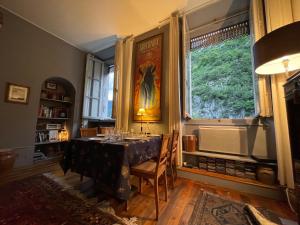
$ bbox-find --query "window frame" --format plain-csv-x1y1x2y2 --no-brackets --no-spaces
183,16,259,124
82,54,115,121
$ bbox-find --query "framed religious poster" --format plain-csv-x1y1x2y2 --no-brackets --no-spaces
133,34,163,121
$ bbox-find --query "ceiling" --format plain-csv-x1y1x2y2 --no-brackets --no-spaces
0,0,213,53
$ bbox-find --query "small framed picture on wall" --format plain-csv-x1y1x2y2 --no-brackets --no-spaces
45,81,57,90
5,83,30,104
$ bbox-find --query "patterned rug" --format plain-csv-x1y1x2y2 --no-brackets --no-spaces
188,192,283,225
0,174,137,225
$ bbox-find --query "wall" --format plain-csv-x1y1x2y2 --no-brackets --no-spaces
0,8,85,166
128,25,170,134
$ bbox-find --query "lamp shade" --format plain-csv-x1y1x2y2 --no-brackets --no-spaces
253,21,300,75
137,108,145,116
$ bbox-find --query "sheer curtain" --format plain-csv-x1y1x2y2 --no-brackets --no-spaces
114,37,134,131
264,0,294,188
114,40,124,130
251,0,273,117
122,37,134,132
169,12,183,165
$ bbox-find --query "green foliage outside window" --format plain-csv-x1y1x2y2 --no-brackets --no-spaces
191,35,255,119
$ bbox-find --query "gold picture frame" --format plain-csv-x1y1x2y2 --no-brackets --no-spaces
5,83,30,104
133,34,163,121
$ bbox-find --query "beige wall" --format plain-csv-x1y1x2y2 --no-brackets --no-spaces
0,8,85,166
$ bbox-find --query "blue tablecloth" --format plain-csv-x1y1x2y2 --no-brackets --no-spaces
61,137,161,200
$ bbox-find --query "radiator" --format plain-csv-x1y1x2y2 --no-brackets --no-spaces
198,126,248,156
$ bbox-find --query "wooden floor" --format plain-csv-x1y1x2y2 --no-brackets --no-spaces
0,162,297,225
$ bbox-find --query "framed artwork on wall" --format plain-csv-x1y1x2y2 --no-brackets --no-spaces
133,34,163,121
5,83,30,104
45,81,57,90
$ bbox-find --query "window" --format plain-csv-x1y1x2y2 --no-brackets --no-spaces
184,2,256,120
83,55,114,119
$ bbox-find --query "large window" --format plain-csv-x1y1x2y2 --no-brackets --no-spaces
83,55,114,120
189,21,255,119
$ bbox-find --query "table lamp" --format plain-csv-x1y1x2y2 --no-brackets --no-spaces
137,108,146,134
253,21,300,75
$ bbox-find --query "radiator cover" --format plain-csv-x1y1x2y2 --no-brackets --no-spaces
198,126,248,156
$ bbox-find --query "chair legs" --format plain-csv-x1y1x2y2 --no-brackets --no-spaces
173,161,178,180
164,171,168,202
154,178,159,220
169,160,178,189
170,164,175,189
134,172,169,220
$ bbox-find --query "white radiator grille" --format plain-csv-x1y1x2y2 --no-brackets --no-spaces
198,126,248,155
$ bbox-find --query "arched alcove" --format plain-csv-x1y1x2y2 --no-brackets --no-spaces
34,77,75,162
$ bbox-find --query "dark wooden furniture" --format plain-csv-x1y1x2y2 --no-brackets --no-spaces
80,127,98,137
130,135,170,220
169,130,179,189
284,71,300,222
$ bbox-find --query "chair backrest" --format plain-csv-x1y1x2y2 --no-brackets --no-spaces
99,127,114,134
169,130,179,162
155,134,170,176
80,127,98,137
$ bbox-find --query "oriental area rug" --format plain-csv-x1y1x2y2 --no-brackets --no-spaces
188,192,284,225
0,174,137,225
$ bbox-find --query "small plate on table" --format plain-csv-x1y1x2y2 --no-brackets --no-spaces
88,137,105,141
147,134,161,137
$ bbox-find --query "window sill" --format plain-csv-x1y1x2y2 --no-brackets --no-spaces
82,117,115,122
183,117,260,126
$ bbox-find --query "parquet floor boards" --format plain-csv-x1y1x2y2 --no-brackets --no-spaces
1,163,297,225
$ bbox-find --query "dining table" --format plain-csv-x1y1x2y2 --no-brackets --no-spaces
61,135,162,200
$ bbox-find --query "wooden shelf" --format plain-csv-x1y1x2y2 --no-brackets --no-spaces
40,97,72,104
178,167,279,190
35,140,67,145
182,151,258,163
35,129,63,132
37,117,70,120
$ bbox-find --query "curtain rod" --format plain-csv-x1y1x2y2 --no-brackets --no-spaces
188,9,249,34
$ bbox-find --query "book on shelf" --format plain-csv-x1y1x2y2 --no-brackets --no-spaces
38,105,68,118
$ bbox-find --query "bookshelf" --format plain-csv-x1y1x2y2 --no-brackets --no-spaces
34,78,75,163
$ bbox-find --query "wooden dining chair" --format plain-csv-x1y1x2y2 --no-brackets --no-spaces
130,134,170,220
168,130,179,189
80,127,98,137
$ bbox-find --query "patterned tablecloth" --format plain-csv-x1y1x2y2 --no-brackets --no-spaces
61,137,161,200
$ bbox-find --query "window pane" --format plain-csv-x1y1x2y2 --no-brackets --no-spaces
91,99,99,117
191,35,255,119
84,78,92,97
83,97,90,117
107,68,114,118
93,61,101,80
92,80,100,98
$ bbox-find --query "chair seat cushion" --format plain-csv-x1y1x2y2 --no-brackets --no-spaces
131,161,157,175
